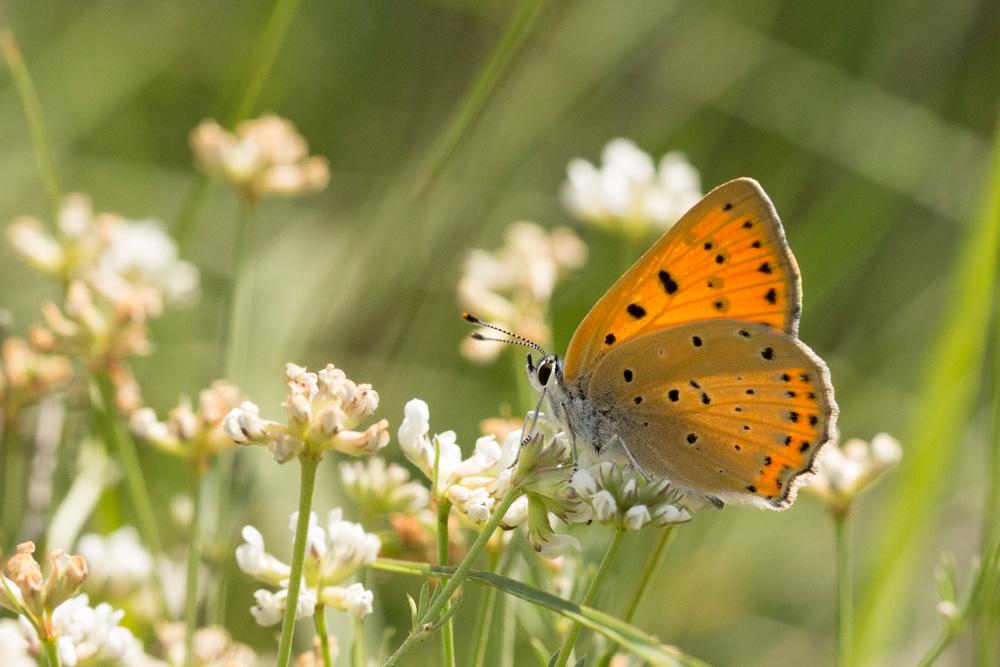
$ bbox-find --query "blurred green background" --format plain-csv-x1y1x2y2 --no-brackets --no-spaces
1,0,998,665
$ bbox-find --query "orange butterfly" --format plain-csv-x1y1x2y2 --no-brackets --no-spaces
471,178,836,509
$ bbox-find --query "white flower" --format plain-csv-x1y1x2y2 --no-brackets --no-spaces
340,457,430,515
225,364,389,464
235,526,291,586
537,533,580,559
19,594,147,666
561,139,701,238
397,399,520,523
250,586,315,627
97,219,198,303
805,433,902,510
457,222,586,363
0,620,33,667
237,507,379,626
190,114,329,199
76,527,153,599
320,582,374,619
568,462,691,530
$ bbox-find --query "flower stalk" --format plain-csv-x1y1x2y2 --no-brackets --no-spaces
184,470,206,667
223,200,257,383
275,454,321,667
554,526,627,667
351,615,365,667
42,636,61,667
1,406,23,549
0,30,62,220
383,487,522,667
90,371,164,593
834,510,852,667
469,548,506,667
437,500,456,667
313,604,333,667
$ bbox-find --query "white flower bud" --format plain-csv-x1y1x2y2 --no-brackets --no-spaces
624,504,651,531
591,490,618,521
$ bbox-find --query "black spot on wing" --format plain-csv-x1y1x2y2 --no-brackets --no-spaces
658,270,679,295
627,303,646,319
605,333,616,345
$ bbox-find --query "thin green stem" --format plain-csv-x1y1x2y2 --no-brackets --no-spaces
351,615,366,667
554,527,627,667
383,488,522,667
0,30,62,220
184,470,206,667
470,549,505,667
835,511,853,667
314,604,334,667
42,636,61,667
1,408,24,550
90,371,165,594
223,200,257,383
437,501,456,667
595,524,678,667
415,0,545,194
275,455,321,667
917,627,955,667
978,295,1000,665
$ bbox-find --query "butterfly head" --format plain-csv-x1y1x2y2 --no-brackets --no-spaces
526,353,563,392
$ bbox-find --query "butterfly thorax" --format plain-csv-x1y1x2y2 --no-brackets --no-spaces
526,354,632,466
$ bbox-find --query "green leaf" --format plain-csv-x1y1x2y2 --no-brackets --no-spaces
373,558,711,667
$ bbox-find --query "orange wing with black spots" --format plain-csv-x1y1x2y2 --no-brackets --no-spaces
563,178,801,388
586,320,836,509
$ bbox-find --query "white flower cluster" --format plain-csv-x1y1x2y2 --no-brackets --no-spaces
805,433,902,510
570,462,691,530
457,221,586,363
76,527,153,599
6,193,199,310
19,594,147,667
0,336,72,411
223,363,389,463
190,114,329,199
340,457,431,516
236,508,380,626
131,380,243,468
561,138,701,237
155,622,257,667
398,398,521,523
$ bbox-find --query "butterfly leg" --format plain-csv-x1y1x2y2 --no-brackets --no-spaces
560,401,580,471
615,435,652,481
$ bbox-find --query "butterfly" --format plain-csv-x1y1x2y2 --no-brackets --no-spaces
467,178,837,509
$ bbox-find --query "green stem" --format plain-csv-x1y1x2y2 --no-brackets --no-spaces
835,511,852,667
978,301,1000,665
352,615,366,667
223,200,257,383
314,604,333,667
917,627,955,667
184,470,206,667
90,371,165,592
383,488,522,667
275,455,321,667
42,636,61,667
437,501,456,667
470,549,505,667
0,31,62,220
554,526,627,667
1,409,24,550
415,0,545,194
595,524,678,667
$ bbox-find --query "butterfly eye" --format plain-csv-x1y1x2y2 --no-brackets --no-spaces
537,360,554,386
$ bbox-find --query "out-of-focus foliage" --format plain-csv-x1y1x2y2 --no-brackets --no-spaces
0,0,996,665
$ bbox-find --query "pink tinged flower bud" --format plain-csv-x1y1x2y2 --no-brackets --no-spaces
6,217,64,274
286,392,313,424
318,404,348,436
330,420,389,456
269,435,305,464
43,550,88,610
169,402,198,441
6,543,45,615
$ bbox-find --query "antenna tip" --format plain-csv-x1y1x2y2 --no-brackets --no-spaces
462,312,481,324
470,332,487,340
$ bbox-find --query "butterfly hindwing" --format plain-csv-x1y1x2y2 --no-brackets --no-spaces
586,319,836,509
563,178,801,388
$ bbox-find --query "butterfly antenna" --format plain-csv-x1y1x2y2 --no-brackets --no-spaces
462,312,547,355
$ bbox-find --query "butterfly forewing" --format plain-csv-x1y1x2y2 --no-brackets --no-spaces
563,178,801,388
586,319,836,508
